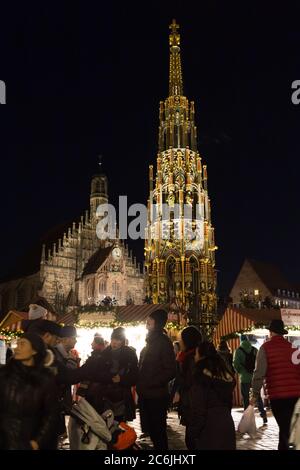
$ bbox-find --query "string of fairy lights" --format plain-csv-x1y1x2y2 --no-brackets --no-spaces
2,318,300,342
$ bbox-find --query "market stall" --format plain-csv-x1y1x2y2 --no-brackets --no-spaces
59,303,181,362
213,306,300,406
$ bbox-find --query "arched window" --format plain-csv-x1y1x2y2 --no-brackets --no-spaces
99,280,107,294
87,279,94,300
112,281,120,299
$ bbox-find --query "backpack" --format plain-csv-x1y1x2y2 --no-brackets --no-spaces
240,346,256,373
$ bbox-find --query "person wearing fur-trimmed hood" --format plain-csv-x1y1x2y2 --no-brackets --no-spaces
0,333,59,450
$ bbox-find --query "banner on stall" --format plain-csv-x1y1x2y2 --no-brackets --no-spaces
281,309,300,327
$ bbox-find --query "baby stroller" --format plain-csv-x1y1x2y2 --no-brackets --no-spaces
68,397,138,450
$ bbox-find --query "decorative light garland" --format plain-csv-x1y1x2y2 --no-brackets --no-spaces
75,320,182,331
0,329,23,341
221,323,300,342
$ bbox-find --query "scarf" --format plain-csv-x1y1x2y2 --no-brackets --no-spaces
176,348,195,364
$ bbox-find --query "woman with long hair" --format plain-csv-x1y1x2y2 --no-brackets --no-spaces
0,333,59,450
217,339,234,374
188,341,236,450
174,325,202,449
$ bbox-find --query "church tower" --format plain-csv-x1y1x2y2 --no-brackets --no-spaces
144,20,218,332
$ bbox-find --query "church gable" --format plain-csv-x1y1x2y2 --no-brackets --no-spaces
230,259,273,307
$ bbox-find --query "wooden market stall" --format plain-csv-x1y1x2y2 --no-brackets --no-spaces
213,307,281,406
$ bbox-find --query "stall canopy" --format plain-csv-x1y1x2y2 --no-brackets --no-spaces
59,304,169,326
214,307,281,345
213,307,281,407
0,310,28,332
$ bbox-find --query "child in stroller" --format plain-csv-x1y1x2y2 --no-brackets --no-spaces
68,397,138,450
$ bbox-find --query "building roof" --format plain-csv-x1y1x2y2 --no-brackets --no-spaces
82,246,113,277
246,258,295,294
118,304,169,323
238,307,281,324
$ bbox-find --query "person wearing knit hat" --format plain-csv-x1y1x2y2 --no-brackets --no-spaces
175,325,202,449
28,319,62,347
111,327,126,347
136,309,176,449
147,309,168,331
21,304,48,333
91,333,106,354
28,304,47,320
0,332,59,449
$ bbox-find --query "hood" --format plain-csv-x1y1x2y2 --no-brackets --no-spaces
44,348,55,367
240,340,253,353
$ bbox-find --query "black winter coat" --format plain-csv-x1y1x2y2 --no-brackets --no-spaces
0,360,59,450
86,346,138,421
176,352,195,425
137,330,176,399
187,365,236,450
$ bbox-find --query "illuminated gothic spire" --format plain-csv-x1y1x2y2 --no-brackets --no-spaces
169,19,183,97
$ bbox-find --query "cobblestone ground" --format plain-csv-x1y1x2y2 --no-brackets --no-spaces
134,408,279,450
61,407,279,450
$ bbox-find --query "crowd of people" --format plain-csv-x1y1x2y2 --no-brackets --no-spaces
0,310,300,451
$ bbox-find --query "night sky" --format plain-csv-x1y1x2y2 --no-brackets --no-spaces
0,1,299,296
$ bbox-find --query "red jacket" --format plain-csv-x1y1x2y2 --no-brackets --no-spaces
263,336,300,400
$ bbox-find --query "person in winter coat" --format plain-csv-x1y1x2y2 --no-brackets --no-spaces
173,325,202,450
0,333,59,450
91,333,106,355
85,327,138,423
250,319,300,450
54,325,79,437
28,319,113,448
188,341,236,450
136,309,176,450
233,334,267,424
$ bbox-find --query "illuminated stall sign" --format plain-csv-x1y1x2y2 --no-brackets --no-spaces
281,309,300,327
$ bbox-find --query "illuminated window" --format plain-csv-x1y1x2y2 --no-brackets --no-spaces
254,289,259,296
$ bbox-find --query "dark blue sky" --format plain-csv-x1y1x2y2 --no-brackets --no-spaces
0,1,299,296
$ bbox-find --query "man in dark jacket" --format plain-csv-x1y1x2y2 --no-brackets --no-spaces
54,325,79,437
136,309,176,450
85,327,138,422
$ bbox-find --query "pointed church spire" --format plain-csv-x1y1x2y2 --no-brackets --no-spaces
169,19,183,97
